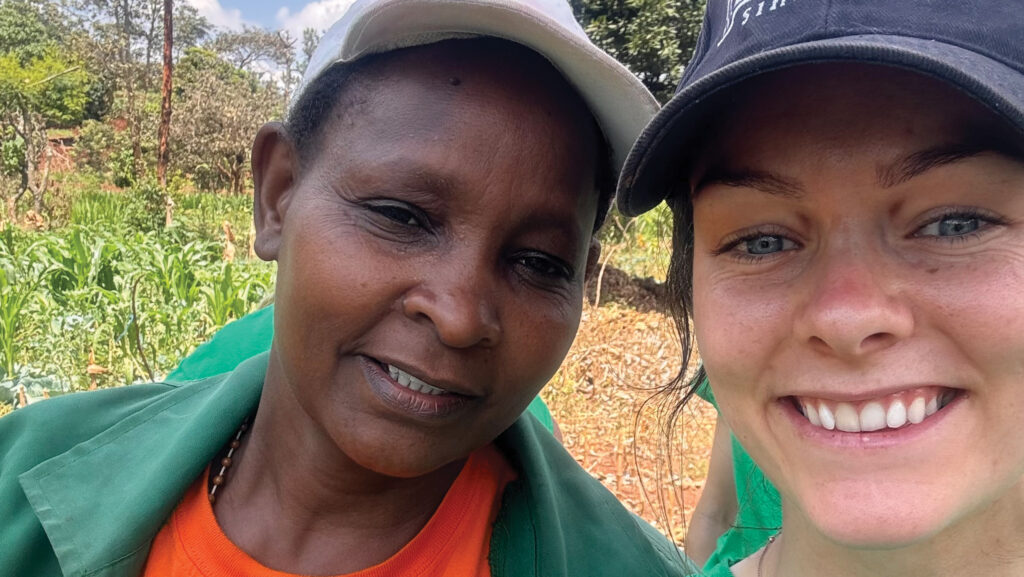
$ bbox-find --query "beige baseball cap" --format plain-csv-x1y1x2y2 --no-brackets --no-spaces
293,0,659,173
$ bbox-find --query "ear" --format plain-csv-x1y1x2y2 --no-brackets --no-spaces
583,237,602,281
252,122,299,261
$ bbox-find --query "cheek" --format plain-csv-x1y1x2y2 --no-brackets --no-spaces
505,295,582,381
920,257,1024,381
692,256,794,389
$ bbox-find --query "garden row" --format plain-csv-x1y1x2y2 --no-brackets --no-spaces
0,185,274,408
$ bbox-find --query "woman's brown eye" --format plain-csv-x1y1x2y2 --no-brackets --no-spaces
369,203,422,227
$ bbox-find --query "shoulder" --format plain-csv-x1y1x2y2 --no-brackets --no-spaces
0,382,181,477
0,382,183,575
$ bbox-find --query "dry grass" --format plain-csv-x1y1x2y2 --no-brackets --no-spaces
543,288,716,546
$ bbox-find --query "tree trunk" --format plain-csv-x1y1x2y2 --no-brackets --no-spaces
157,0,173,189
30,144,51,215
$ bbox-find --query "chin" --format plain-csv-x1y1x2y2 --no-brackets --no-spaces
795,479,959,549
344,435,471,479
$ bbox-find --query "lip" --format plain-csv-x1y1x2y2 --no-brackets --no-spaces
777,390,966,449
359,356,473,419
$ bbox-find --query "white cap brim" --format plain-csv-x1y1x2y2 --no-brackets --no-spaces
294,0,659,173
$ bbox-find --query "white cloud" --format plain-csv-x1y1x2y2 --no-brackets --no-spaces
185,0,249,31
276,0,356,40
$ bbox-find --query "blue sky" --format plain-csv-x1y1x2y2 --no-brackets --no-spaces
185,0,356,38
218,1,300,27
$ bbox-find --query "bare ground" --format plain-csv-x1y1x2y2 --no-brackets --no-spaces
541,267,716,545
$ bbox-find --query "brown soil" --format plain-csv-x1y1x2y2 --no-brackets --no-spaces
545,267,715,545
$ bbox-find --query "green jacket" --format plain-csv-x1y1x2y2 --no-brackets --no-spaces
0,353,692,577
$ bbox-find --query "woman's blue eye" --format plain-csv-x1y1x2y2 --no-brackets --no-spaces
745,235,788,255
919,215,980,237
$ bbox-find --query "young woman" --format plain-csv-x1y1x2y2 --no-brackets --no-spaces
618,1,1024,576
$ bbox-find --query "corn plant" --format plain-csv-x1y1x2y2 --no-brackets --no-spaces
0,257,50,377
200,262,252,328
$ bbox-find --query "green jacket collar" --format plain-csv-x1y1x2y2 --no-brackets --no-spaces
20,353,689,577
19,355,265,577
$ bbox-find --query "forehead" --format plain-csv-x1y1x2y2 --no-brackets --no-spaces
696,64,1021,172
308,41,601,226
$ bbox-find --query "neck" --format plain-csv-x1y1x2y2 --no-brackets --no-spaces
762,486,1024,577
212,350,466,574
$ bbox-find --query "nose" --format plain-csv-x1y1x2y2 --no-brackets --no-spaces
401,262,502,349
793,247,914,359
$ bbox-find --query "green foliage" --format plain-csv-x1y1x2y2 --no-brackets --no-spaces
572,0,706,102
0,0,49,64
0,226,51,376
111,146,137,188
0,125,22,174
201,262,253,327
599,204,673,280
172,47,282,194
5,183,275,395
0,48,93,127
73,119,117,173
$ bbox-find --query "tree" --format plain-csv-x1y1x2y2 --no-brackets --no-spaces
571,0,706,103
0,50,91,218
172,47,281,195
210,26,293,77
299,27,320,77
156,0,171,189
0,1,91,219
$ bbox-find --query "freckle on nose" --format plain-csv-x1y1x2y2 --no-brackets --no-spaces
927,268,939,274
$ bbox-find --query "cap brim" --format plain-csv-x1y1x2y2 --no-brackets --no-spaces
617,34,1024,216
299,0,658,173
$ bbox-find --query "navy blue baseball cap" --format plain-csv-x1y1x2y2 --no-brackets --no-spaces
617,0,1024,216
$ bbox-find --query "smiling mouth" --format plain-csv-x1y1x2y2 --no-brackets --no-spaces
383,363,450,396
790,387,961,433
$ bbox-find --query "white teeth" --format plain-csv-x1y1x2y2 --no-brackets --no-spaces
859,402,886,432
907,397,926,424
385,364,447,395
804,403,821,427
886,400,907,429
818,403,836,430
835,403,860,432
802,392,953,432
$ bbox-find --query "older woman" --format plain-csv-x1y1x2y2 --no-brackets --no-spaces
618,1,1024,576
0,1,695,576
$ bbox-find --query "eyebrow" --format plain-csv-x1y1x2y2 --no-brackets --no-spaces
693,168,805,199
877,143,994,188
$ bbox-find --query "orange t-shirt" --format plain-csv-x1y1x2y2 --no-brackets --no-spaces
143,444,517,577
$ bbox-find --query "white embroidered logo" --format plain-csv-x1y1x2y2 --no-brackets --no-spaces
718,0,796,47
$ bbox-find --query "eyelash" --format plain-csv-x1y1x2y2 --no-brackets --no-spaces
365,200,575,286
911,207,1007,243
365,200,430,230
512,252,575,287
713,225,799,263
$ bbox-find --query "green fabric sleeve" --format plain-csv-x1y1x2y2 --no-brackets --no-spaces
694,377,716,408
168,305,557,433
